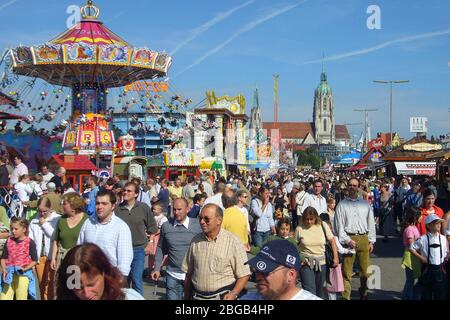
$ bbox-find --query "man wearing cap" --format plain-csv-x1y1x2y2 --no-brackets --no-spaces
241,239,321,300
410,214,449,300
334,177,376,300
182,203,251,300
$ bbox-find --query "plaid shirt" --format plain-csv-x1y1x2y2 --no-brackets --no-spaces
181,228,251,292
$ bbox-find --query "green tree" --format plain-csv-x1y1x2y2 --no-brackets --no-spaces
295,149,321,169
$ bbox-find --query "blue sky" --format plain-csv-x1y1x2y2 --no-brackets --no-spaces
0,0,449,140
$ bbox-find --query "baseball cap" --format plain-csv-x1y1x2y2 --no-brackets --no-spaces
425,214,444,225
47,182,56,191
246,239,301,273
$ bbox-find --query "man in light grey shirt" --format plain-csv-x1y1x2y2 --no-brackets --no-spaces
334,178,376,300
151,198,202,300
182,177,196,201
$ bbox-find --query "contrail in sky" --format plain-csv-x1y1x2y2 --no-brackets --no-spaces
175,0,308,78
0,0,18,11
171,0,257,56
304,28,450,64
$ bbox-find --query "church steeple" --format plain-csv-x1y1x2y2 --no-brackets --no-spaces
250,87,262,133
313,67,335,144
253,87,260,109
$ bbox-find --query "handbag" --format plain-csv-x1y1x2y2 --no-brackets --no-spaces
321,223,342,268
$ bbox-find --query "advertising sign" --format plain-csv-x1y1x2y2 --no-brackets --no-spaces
394,162,436,176
410,117,428,133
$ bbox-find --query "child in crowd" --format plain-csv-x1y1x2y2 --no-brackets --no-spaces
0,217,38,300
250,218,296,255
410,214,449,300
148,201,168,272
326,197,336,233
401,207,421,300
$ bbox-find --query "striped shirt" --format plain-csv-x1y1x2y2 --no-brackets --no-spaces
181,228,251,293
77,213,133,276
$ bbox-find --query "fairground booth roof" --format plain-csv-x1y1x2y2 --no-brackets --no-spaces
382,136,442,161
8,1,172,88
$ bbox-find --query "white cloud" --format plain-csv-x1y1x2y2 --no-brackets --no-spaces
303,28,450,64
170,0,256,56
174,0,309,78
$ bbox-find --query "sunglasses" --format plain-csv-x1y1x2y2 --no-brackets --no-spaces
198,216,213,223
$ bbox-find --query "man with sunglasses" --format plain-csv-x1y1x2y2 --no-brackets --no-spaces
241,239,321,300
334,178,376,300
182,203,251,300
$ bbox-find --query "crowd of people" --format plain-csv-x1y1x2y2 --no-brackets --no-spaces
0,155,450,300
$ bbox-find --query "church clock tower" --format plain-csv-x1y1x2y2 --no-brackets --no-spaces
313,70,335,144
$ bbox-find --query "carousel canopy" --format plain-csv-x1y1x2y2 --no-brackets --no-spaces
9,1,171,88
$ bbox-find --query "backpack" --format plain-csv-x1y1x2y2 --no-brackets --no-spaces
29,184,38,201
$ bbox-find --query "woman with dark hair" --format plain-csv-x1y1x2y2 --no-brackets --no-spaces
401,206,421,300
379,184,395,242
251,187,276,248
272,188,289,211
417,189,444,236
56,243,143,300
295,206,338,298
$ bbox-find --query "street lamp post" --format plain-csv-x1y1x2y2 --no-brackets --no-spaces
373,80,410,149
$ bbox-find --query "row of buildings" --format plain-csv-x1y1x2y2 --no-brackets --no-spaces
110,70,351,174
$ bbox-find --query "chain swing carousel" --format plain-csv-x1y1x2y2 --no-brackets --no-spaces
7,0,172,189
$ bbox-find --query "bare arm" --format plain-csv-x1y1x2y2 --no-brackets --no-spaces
223,275,250,300
1,258,6,282
409,247,427,264
50,240,58,270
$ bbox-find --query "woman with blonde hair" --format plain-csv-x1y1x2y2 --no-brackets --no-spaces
295,206,338,298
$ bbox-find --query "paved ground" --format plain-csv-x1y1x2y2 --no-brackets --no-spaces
143,233,406,300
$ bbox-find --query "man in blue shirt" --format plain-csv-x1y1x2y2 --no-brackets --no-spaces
86,175,99,216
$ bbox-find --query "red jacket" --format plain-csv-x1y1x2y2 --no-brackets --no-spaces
416,205,444,235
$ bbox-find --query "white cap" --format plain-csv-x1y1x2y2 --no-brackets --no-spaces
424,214,444,225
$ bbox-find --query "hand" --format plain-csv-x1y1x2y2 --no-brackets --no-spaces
151,271,160,281
348,240,357,249
332,257,339,268
50,259,57,271
223,292,238,300
38,217,46,225
419,255,427,264
368,243,374,254
145,244,153,256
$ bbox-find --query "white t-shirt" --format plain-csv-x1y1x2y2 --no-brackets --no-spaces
123,288,145,300
204,193,224,210
411,232,448,265
41,172,54,190
155,214,168,229
10,162,28,185
240,289,322,300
